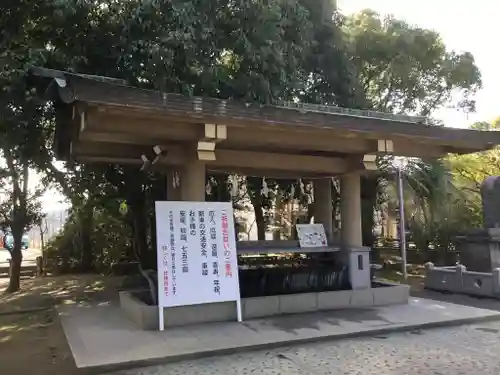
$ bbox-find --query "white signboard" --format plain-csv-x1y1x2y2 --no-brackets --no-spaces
155,201,241,330
296,224,328,248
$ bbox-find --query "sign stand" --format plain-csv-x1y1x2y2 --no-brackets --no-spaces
236,299,242,322
158,306,165,331
155,201,242,331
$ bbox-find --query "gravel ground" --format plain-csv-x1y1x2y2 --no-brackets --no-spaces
111,321,500,375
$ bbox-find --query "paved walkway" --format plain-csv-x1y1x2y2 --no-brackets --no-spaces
0,247,41,265
109,320,500,375
58,298,500,372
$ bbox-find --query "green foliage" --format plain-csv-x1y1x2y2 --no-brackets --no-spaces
342,10,482,115
470,117,500,131
405,160,481,251
0,0,57,291
0,0,490,281
444,117,500,235
44,202,132,274
341,10,483,249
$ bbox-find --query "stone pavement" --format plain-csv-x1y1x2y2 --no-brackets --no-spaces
58,297,500,372
109,320,500,375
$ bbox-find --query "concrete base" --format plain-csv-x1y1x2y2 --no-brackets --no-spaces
120,281,410,330
425,264,500,298
456,228,500,272
119,292,236,330
59,297,500,372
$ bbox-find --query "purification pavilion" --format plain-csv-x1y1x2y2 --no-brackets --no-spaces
27,67,500,320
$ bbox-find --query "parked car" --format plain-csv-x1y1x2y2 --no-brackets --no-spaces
3,234,29,250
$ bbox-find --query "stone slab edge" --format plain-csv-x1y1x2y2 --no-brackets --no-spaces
79,311,500,374
0,306,51,316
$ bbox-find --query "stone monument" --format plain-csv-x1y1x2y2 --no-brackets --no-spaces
455,176,500,272
481,176,500,228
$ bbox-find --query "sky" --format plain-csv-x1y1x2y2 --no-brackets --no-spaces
338,0,500,129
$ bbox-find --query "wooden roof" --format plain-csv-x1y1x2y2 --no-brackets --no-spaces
28,67,500,161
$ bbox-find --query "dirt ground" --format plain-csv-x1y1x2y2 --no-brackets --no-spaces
0,275,123,375
1,268,500,375
0,270,426,375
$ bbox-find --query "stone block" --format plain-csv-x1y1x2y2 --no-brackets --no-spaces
493,268,500,295
462,272,494,297
141,305,159,330
120,291,238,329
372,283,409,306
243,296,280,319
317,290,352,310
119,291,158,330
164,302,236,327
349,288,374,308
424,266,463,293
279,293,317,314
348,247,372,290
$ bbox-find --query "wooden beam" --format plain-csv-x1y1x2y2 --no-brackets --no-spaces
77,156,143,165
78,128,446,159
90,103,500,152
392,139,446,158
79,131,156,145
72,142,150,157
72,141,362,176
85,110,200,140
84,110,376,153
75,157,348,178
212,149,352,175
82,110,448,158
72,142,189,165
226,127,376,154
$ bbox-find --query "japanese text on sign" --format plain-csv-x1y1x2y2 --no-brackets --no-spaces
169,211,177,295
155,201,240,309
161,245,169,296
179,210,189,273
221,210,233,278
209,210,220,294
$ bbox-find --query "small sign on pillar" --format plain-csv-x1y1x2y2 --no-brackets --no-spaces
296,224,328,247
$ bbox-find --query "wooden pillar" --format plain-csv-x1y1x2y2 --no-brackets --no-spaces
313,178,333,242
340,172,362,247
180,161,206,201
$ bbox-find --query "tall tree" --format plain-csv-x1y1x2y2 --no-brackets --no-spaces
0,0,54,291
447,118,500,225
343,10,482,115
299,0,364,107
341,10,482,248
18,0,329,264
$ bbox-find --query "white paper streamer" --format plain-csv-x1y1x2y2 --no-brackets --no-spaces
261,177,269,197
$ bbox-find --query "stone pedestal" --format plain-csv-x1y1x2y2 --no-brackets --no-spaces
348,246,371,289
456,228,500,272
481,176,500,228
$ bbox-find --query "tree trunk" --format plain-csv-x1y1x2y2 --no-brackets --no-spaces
39,224,45,251
6,239,23,293
272,193,283,240
306,202,315,223
252,197,266,240
128,199,151,269
80,204,94,272
149,211,157,261
361,175,379,261
122,169,152,269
